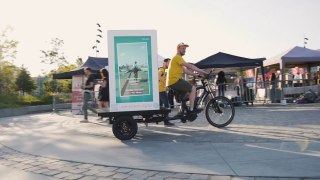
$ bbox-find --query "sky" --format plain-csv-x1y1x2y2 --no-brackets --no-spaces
1,0,319,76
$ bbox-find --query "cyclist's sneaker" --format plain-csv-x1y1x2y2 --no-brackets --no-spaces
164,121,175,126
180,117,187,123
193,107,203,114
173,112,184,119
187,108,202,115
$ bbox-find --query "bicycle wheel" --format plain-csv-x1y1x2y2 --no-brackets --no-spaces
205,96,235,128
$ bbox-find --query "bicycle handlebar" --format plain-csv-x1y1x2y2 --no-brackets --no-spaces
197,71,214,80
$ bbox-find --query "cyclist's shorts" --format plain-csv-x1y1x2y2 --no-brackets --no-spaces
169,79,192,93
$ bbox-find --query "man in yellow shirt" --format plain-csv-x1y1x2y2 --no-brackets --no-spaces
166,42,207,114
159,58,174,126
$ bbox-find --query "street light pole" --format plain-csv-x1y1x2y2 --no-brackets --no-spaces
92,23,103,57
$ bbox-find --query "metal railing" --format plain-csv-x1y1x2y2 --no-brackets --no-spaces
52,93,72,112
52,80,319,111
208,79,319,105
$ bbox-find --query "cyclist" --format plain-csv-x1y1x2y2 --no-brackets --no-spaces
166,42,208,116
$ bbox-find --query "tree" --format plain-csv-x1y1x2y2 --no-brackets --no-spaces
42,64,77,94
0,61,19,94
15,66,36,95
0,27,19,95
0,27,18,62
40,38,68,67
76,57,83,66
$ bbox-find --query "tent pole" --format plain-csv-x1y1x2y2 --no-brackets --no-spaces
307,63,311,86
240,67,244,104
260,64,267,103
280,61,285,104
254,67,258,94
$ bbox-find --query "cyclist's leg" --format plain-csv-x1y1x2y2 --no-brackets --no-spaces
188,86,196,111
170,79,193,111
163,92,170,109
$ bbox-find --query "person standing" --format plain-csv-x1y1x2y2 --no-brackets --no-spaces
270,73,277,103
293,71,302,87
216,71,227,97
81,67,96,123
313,72,318,85
98,68,109,109
168,89,175,109
159,58,174,126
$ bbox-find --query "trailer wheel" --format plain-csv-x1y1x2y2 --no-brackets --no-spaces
112,116,137,140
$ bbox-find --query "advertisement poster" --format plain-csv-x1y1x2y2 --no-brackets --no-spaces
72,75,84,114
108,30,159,112
291,67,305,75
245,69,255,77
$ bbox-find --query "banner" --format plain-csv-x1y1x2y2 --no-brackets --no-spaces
291,67,305,75
72,75,84,114
245,69,255,77
108,30,159,112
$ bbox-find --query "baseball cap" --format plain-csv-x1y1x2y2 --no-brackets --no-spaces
177,42,189,48
163,58,171,62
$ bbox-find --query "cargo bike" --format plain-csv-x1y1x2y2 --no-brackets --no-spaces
98,72,235,140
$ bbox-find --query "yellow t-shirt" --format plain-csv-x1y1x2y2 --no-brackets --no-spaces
158,67,166,92
166,55,185,86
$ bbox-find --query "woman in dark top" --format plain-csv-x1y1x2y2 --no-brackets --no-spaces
271,73,277,87
216,71,227,97
98,68,109,108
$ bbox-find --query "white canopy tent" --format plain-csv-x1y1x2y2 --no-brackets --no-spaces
264,46,320,68
264,46,320,101
157,54,165,67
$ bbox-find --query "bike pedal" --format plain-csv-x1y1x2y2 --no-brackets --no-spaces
180,117,187,123
187,114,197,122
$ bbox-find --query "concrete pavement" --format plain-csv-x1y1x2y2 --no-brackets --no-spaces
0,103,320,179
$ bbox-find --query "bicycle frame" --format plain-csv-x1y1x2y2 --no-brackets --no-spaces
196,77,216,107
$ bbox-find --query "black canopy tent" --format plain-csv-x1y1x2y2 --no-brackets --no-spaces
195,52,266,103
195,52,266,81
195,52,265,69
53,56,108,79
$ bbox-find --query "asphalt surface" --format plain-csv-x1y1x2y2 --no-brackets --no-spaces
0,103,320,180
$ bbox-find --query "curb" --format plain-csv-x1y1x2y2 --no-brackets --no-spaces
0,104,71,118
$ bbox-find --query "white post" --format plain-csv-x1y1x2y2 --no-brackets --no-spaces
280,61,287,105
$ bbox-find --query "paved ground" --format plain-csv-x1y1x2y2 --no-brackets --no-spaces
0,103,320,180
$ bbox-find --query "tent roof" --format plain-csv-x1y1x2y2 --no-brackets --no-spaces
53,56,108,79
195,52,265,69
263,46,320,67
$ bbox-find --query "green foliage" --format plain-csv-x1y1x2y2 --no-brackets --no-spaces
0,95,20,108
42,64,77,93
0,27,19,95
39,38,79,94
15,66,36,95
0,60,19,94
0,94,53,109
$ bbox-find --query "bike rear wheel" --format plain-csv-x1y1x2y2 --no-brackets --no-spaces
205,96,235,128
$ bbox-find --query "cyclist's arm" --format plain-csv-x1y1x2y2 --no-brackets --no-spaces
183,67,197,76
158,71,162,81
182,62,207,75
